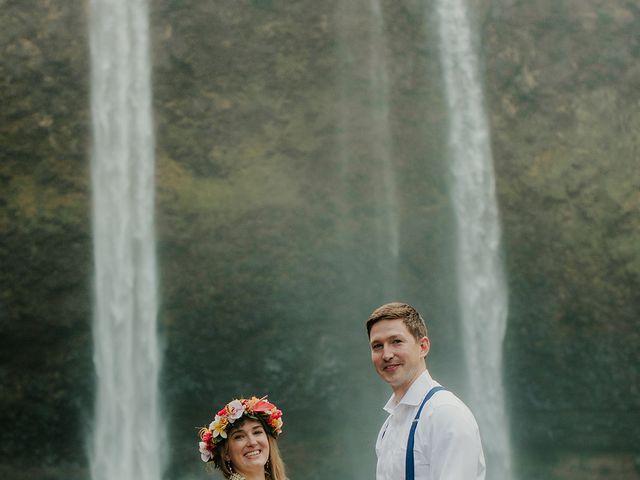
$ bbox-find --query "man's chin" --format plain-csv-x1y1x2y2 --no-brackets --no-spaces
378,369,401,384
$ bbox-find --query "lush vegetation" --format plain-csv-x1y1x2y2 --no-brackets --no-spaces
1,0,638,479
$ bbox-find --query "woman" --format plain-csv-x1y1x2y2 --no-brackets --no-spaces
198,395,287,480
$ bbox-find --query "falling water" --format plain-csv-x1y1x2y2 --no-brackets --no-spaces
436,0,514,478
369,0,400,282
88,1,165,479
336,0,400,297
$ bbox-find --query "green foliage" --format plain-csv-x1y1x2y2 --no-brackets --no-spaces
485,1,640,476
1,0,639,479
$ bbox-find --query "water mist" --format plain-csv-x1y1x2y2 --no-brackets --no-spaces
369,0,400,286
336,0,401,299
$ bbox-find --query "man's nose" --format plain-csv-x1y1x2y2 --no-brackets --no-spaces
382,346,394,361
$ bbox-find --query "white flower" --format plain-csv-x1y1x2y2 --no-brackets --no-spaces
199,441,212,462
226,400,245,422
210,415,228,438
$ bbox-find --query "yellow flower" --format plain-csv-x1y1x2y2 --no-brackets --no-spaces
270,417,283,433
244,396,260,411
210,415,229,439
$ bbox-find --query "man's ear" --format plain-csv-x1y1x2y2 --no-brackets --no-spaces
420,336,430,358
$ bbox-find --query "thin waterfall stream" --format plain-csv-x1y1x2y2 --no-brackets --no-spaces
335,0,401,301
436,0,514,478
369,0,400,287
88,1,165,479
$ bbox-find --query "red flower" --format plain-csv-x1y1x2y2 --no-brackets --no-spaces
252,400,276,414
269,409,282,420
202,431,213,444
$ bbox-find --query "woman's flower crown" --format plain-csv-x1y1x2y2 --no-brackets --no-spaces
198,396,284,463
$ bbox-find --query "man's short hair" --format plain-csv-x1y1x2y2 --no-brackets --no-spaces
366,302,428,340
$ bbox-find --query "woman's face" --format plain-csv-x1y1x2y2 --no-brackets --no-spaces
225,419,270,476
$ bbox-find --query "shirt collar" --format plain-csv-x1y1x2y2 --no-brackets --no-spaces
383,369,436,414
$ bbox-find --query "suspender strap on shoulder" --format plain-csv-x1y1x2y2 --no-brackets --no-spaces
405,386,445,480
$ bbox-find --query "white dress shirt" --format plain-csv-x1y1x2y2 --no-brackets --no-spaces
375,370,486,480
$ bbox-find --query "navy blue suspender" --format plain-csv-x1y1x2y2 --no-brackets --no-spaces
405,386,445,480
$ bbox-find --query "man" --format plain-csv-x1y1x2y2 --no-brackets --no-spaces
367,302,486,480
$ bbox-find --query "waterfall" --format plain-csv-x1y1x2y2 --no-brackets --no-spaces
88,1,165,479
436,0,514,478
336,0,400,298
369,0,400,282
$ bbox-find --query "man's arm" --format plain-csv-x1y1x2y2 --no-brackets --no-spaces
427,403,485,480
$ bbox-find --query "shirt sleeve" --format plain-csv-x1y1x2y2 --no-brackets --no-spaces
425,403,484,480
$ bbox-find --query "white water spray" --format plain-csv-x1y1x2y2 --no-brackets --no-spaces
88,1,165,479
436,0,514,478
369,0,400,273
335,0,401,298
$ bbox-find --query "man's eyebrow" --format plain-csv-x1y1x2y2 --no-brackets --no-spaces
370,334,400,345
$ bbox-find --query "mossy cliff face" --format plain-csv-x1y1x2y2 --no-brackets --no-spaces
151,2,453,478
0,0,638,479
481,0,640,477
0,0,92,477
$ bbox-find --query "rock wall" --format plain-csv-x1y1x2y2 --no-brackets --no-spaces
482,0,640,477
0,0,638,479
0,1,92,478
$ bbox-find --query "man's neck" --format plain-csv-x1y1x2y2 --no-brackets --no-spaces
392,367,428,402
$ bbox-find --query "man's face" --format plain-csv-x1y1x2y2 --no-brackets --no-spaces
369,318,430,398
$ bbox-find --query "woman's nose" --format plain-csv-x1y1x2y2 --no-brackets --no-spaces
246,434,258,445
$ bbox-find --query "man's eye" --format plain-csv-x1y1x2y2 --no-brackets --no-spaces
372,344,382,350
393,339,403,344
